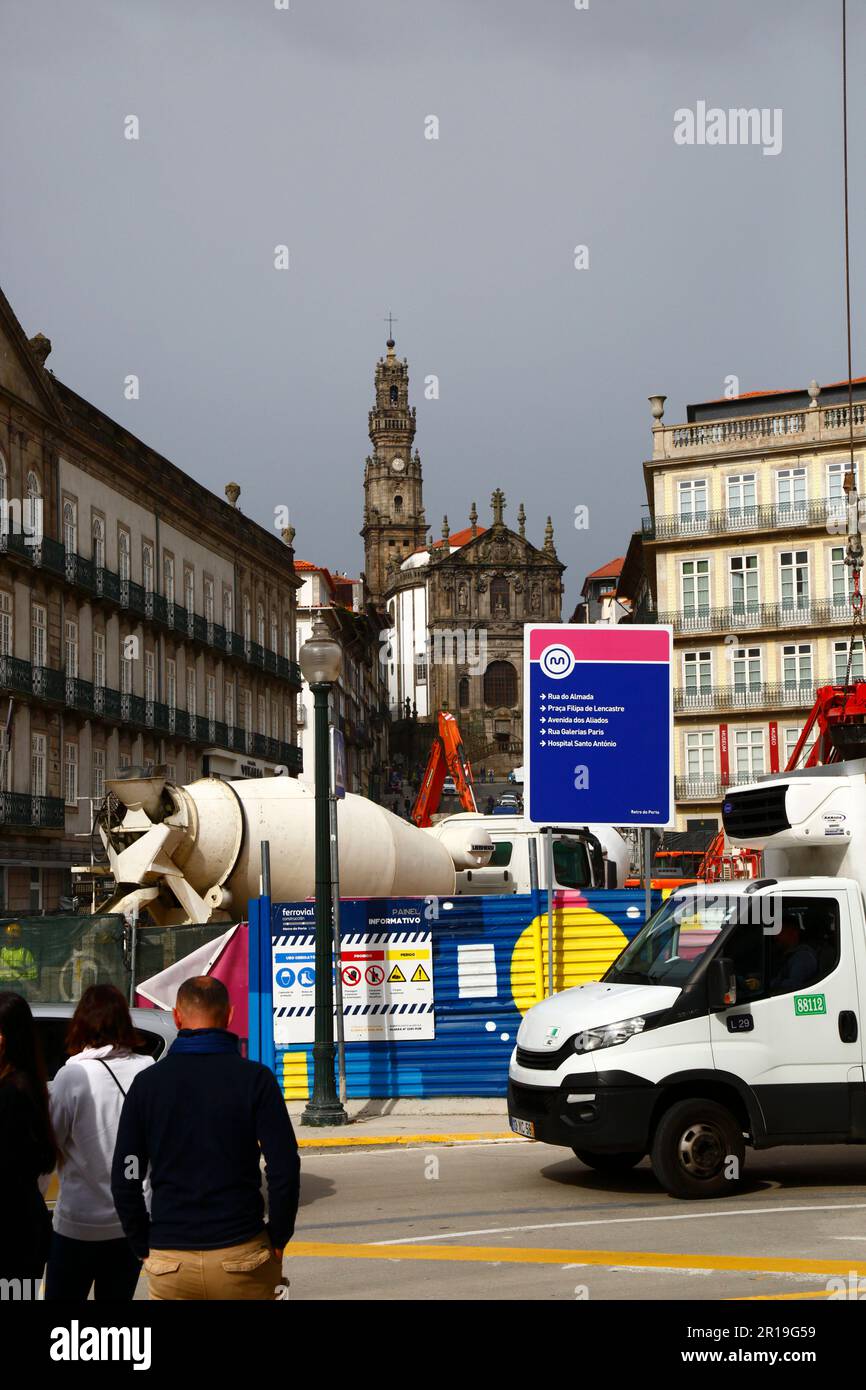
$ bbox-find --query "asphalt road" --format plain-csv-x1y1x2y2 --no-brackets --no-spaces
282,1136,866,1301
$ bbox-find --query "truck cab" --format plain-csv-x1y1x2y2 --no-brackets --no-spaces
432,813,628,895
508,759,866,1198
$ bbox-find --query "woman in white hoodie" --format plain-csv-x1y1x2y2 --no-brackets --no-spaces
44,984,154,1301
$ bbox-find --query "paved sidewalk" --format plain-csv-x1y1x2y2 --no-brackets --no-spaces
288,1100,515,1148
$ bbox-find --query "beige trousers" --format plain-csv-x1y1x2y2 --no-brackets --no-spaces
144,1232,285,1301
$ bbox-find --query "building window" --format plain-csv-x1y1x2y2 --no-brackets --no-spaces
284,701,292,744
225,681,235,727
830,544,854,608
685,730,714,780
118,753,131,773
92,630,105,688
784,724,818,768
142,543,154,594
458,676,470,708
93,748,106,801
270,611,278,655
224,589,234,634
490,577,510,616
166,762,176,782
31,732,46,797
726,473,756,519
258,694,266,734
145,650,155,702
680,558,709,614
0,590,11,656
678,478,708,521
834,639,865,682
729,554,759,611
64,619,79,679
483,660,518,708
776,467,807,518
256,602,265,647
206,674,216,721
393,494,403,515
187,760,197,784
415,652,428,685
734,728,764,780
271,697,278,739
63,499,78,553
120,638,133,694
243,595,251,642
164,555,175,607
204,577,214,623
780,550,810,609
166,658,177,710
683,650,712,693
241,689,252,732
731,646,761,693
184,568,195,619
0,453,6,536
31,603,46,668
118,528,131,582
283,619,291,658
827,460,856,526
26,470,40,502
186,668,196,718
64,741,79,807
783,643,812,690
92,516,105,568
29,867,42,914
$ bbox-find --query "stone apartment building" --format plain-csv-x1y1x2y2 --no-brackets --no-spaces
641,377,866,830
0,285,302,913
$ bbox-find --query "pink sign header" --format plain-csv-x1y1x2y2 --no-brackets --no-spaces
528,625,671,663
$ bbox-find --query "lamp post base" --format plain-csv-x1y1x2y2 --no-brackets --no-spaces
300,1100,350,1127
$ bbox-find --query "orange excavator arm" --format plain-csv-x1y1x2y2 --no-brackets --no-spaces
411,711,477,827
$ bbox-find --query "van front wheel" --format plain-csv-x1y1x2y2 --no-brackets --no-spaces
572,1149,645,1173
650,1098,745,1199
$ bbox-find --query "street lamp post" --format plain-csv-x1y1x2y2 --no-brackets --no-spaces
300,615,349,1127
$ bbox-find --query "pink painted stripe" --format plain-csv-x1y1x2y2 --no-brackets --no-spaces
529,626,670,663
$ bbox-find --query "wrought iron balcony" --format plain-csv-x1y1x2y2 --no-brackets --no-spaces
674,774,761,802
121,692,146,725
0,792,65,829
33,537,65,575
643,497,848,542
0,530,33,561
0,654,35,696
658,599,854,636
66,553,96,591
95,567,121,603
674,679,826,713
32,666,64,702
65,676,95,713
94,685,122,719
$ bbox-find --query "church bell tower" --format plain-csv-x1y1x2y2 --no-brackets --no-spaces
361,334,427,605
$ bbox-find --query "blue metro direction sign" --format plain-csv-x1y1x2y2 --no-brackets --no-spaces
524,624,674,828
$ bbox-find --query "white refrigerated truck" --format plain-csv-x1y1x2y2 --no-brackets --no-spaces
508,757,866,1198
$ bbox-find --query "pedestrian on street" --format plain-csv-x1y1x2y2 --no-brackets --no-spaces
485,795,494,815
0,992,55,1285
45,984,155,1302
111,975,300,1301
0,922,37,989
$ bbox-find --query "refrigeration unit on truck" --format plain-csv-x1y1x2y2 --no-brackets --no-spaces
508,756,866,1198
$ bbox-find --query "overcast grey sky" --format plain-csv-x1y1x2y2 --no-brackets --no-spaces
1,0,863,609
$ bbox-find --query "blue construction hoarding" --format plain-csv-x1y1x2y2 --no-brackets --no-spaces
272,889,659,1100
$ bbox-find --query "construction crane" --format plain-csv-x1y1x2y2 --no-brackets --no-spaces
411,711,478,827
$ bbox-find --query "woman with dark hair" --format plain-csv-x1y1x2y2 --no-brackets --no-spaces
0,992,56,1285
44,984,154,1301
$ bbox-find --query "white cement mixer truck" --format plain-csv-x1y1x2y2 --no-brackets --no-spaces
508,756,866,1198
91,772,626,926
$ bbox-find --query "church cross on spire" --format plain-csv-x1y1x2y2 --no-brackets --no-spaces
384,311,398,341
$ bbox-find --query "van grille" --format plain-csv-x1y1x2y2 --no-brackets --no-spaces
515,1038,576,1071
722,783,790,841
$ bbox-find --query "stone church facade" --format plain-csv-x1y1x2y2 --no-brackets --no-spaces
361,337,565,771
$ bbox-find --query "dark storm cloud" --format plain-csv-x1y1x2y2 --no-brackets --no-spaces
0,0,861,605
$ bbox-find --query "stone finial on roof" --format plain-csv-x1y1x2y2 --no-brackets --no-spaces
518,502,526,537
441,515,450,541
470,501,478,538
490,488,506,526
28,333,52,366
225,482,240,508
544,515,556,554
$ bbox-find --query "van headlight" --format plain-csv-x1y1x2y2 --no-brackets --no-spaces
574,1016,647,1053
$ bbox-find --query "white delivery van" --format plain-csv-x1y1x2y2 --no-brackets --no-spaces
508,758,866,1198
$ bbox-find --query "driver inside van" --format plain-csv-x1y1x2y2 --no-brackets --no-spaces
767,915,819,994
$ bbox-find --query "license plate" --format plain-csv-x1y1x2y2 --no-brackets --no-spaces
510,1116,535,1139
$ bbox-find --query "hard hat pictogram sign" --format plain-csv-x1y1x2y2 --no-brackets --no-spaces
387,963,406,983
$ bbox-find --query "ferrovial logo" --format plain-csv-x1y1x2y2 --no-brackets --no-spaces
674,102,782,157
539,644,575,680
49,1320,151,1371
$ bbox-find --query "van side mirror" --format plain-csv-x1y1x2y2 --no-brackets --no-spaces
707,957,737,1011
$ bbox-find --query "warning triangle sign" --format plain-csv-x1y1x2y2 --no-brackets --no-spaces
387,964,406,983
411,963,430,983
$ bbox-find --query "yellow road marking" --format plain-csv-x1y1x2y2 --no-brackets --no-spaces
288,1240,866,1277
297,1132,518,1148
732,1288,857,1301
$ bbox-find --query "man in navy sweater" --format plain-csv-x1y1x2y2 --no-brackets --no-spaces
111,975,300,1300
